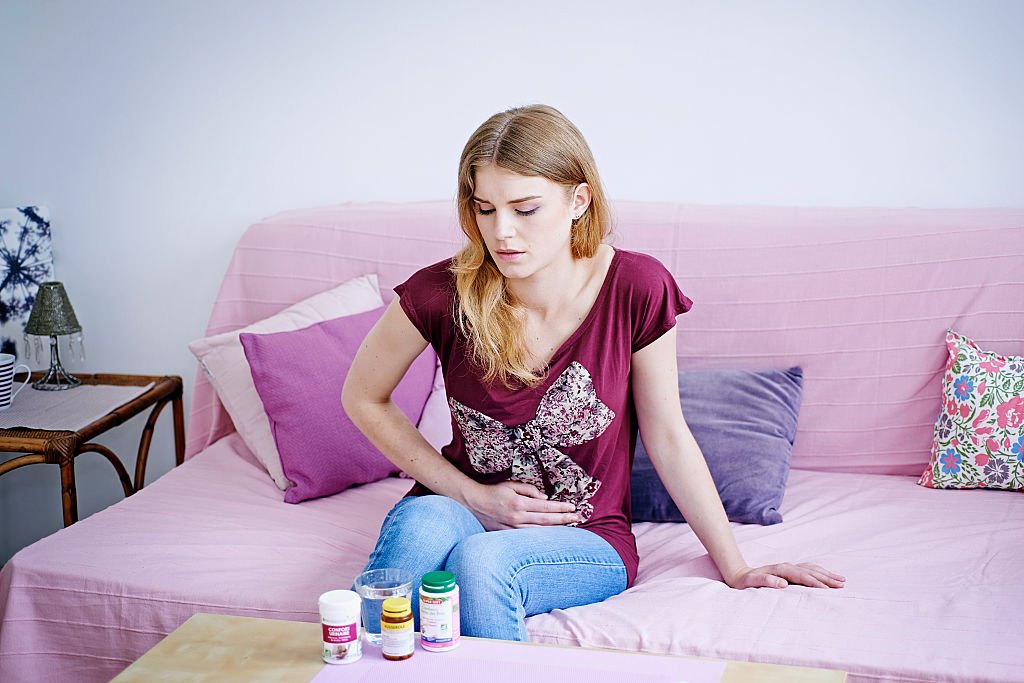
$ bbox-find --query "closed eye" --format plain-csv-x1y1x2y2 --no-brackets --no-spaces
476,207,538,216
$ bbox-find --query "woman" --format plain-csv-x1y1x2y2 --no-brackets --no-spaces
341,104,844,641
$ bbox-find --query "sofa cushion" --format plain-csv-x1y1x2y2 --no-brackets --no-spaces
187,274,384,490
240,306,435,503
417,363,453,451
918,329,1024,490
631,367,803,525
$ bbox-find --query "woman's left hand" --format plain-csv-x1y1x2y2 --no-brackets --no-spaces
726,563,846,589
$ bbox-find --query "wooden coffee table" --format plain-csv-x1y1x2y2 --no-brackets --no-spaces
112,613,846,682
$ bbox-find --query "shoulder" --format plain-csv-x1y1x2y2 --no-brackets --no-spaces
605,249,693,352
399,258,455,291
394,258,457,342
608,249,678,294
395,258,456,306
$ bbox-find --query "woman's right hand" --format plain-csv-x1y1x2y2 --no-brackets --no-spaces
464,480,580,530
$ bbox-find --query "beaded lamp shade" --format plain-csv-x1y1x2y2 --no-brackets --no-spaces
25,282,83,390
25,282,81,336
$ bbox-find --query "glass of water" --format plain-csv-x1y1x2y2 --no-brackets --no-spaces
354,568,414,646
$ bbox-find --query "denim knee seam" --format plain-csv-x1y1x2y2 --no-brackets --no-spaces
368,496,418,561
508,559,627,587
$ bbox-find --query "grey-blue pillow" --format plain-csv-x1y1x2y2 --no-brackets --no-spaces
631,367,803,525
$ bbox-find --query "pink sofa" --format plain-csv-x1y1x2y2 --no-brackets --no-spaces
1,201,1022,683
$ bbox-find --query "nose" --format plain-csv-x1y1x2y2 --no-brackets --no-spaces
492,211,517,240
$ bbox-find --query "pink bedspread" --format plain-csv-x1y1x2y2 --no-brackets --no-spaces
2,433,1021,682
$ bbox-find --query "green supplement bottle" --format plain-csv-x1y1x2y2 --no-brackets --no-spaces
419,570,460,652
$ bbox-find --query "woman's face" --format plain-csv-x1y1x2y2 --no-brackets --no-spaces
471,164,587,281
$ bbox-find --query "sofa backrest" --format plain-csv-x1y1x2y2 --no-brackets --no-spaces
188,201,1024,476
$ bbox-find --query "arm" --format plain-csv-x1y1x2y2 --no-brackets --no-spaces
630,329,845,589
341,298,578,530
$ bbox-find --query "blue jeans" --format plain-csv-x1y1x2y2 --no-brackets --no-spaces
360,495,627,641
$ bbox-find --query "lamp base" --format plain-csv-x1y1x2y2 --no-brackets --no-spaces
32,336,82,390
32,365,82,390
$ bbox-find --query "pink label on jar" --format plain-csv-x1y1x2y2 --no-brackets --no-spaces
322,622,357,644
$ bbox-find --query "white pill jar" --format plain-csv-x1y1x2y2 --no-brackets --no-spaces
319,589,362,664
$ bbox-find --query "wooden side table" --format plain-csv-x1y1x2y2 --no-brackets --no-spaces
0,373,185,526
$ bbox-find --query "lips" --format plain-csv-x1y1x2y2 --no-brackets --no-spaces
495,249,525,262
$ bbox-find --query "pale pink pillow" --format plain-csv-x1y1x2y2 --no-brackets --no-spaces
187,274,383,489
417,362,453,452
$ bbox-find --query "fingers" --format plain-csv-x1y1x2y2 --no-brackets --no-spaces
504,481,550,500
503,482,576,512
794,563,846,588
745,572,788,589
492,481,579,527
764,563,846,589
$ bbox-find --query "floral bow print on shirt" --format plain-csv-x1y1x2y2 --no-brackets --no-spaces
449,361,615,523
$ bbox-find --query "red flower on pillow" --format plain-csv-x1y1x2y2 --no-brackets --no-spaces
996,397,1024,430
980,358,1006,374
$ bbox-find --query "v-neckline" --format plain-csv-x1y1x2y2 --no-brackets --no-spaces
530,247,621,377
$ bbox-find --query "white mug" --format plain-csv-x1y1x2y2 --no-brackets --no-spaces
0,353,32,411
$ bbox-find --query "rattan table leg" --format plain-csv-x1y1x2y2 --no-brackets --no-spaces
80,443,134,498
172,391,185,467
0,453,47,477
59,456,78,527
135,398,172,490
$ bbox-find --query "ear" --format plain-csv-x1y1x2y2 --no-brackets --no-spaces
571,183,592,218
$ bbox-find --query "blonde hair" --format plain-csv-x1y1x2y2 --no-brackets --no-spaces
452,104,613,388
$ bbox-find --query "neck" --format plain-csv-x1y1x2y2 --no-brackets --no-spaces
506,252,586,319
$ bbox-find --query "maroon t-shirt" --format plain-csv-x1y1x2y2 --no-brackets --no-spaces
395,249,692,586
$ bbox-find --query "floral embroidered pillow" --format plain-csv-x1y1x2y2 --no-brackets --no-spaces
918,330,1024,490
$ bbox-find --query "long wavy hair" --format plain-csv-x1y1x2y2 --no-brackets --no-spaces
452,104,613,388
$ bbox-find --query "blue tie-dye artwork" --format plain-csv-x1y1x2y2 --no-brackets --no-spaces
0,206,54,359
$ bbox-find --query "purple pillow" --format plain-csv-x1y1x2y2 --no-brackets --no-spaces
240,306,435,504
631,367,803,525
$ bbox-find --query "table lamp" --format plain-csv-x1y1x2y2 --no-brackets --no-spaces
25,281,83,390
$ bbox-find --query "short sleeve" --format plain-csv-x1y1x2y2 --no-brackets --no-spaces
627,253,693,353
393,259,455,349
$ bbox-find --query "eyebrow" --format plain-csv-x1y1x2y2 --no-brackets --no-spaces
471,195,542,205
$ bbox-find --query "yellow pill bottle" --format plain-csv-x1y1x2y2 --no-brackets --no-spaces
380,596,415,661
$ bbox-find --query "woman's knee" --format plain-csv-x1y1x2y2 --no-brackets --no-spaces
381,495,478,535
375,495,483,554
448,532,512,577
444,533,518,592
444,533,526,640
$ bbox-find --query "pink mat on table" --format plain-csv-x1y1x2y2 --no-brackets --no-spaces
3,432,1021,682
311,638,727,683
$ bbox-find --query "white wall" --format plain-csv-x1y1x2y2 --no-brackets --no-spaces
1,0,1021,564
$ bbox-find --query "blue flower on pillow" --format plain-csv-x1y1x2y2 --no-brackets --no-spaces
953,376,974,401
939,448,961,475
1013,436,1024,463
